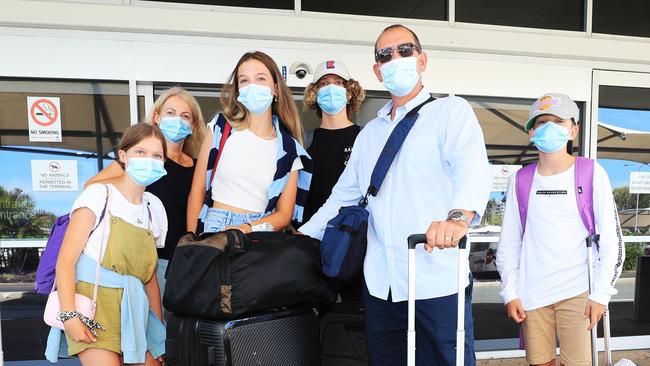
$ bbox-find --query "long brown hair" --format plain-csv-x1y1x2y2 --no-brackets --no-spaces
220,51,303,144
145,86,206,158
117,123,167,169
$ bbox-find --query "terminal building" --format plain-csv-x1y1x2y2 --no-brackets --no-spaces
1,0,649,362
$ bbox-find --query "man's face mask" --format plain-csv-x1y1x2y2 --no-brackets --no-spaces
379,56,421,97
530,122,571,153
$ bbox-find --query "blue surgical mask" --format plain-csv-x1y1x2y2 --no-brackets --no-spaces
379,57,420,97
237,84,274,115
126,157,167,186
158,116,193,144
530,122,570,153
317,84,347,115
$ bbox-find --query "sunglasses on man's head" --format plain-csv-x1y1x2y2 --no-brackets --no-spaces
374,42,420,63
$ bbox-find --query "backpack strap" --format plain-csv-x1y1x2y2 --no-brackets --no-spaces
516,157,596,238
575,157,596,236
515,162,537,234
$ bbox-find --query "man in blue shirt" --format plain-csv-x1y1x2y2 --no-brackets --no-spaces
299,24,491,365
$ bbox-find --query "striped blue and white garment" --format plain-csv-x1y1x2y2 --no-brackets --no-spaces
199,113,313,226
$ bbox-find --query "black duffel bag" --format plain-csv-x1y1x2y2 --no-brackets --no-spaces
163,230,334,319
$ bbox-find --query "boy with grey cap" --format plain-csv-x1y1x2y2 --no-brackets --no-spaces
496,93,624,366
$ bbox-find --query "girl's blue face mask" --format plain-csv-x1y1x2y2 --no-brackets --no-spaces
317,84,347,115
158,116,193,144
530,121,571,153
126,157,167,186
237,84,274,115
379,57,421,97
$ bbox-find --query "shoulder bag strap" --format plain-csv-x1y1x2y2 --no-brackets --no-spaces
360,96,435,207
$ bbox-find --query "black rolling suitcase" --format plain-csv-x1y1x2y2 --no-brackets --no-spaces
166,307,320,366
320,303,368,366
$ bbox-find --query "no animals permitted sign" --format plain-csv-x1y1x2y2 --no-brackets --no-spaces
28,96,62,142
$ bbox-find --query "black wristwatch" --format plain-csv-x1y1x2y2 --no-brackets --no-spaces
447,210,469,226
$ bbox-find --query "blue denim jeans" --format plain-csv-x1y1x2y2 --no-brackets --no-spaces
363,275,476,366
204,207,266,233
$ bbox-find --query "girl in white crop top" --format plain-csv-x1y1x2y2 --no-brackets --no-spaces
187,51,308,234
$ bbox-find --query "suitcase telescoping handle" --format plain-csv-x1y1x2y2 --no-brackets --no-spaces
407,234,469,366
586,234,612,366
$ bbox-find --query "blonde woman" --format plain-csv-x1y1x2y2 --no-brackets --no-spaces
86,87,205,297
187,51,311,234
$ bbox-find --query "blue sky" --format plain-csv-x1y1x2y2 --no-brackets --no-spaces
0,108,648,218
0,150,112,217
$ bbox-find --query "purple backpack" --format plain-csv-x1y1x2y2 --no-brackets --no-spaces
514,156,595,348
34,188,109,295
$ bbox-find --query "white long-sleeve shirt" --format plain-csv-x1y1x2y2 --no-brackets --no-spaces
300,89,491,301
496,162,624,310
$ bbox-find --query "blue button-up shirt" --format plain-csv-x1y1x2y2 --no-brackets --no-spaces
300,88,491,301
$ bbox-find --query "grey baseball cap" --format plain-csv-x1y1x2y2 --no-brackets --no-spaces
313,60,350,83
525,93,579,131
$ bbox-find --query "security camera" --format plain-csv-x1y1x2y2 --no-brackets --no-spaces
289,62,312,80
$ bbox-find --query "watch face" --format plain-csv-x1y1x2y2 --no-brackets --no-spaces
449,211,464,219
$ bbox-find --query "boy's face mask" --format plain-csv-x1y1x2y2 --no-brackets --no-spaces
530,122,571,153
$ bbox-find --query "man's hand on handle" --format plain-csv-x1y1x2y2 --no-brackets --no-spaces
424,220,469,252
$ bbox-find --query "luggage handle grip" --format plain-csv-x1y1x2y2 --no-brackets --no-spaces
407,234,467,250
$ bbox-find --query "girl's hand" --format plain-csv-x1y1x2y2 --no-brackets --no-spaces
63,317,97,343
225,223,252,234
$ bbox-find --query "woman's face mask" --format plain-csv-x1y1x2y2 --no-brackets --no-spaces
158,116,193,144
237,83,274,115
317,84,347,115
530,121,571,153
125,157,167,186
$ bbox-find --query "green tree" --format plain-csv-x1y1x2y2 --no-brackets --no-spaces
0,186,55,238
0,186,56,274
613,186,650,211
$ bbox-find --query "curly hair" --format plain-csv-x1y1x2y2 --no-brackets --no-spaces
303,79,365,119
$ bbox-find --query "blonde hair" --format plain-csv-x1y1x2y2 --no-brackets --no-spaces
220,51,303,144
145,86,206,158
303,79,365,119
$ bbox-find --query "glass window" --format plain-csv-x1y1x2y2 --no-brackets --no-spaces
593,0,650,38
140,0,293,10
456,0,585,31
596,84,650,340
302,0,447,21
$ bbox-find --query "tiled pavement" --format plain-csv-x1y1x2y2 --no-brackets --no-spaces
478,349,650,365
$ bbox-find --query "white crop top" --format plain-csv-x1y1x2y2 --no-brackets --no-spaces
211,128,302,212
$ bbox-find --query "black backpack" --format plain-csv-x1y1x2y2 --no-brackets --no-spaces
163,230,333,319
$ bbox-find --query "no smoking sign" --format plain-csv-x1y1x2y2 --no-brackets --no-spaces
27,96,62,142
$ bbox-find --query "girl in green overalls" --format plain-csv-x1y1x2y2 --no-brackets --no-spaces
48,123,168,365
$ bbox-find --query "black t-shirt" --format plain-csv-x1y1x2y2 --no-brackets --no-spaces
304,124,361,222
146,158,196,260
